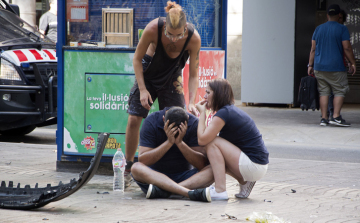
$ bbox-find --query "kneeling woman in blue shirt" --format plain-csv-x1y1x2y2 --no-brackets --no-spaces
196,78,269,200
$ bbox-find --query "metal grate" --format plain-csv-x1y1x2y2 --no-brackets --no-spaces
102,8,133,47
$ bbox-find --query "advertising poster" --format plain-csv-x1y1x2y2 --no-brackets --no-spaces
63,51,158,156
183,50,225,123
84,73,133,134
182,50,225,107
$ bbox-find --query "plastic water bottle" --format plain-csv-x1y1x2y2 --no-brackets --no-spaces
113,148,126,192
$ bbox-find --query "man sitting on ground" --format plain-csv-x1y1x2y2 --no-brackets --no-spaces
131,106,213,202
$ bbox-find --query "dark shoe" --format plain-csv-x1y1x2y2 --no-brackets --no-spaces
146,184,171,199
320,118,328,126
329,115,350,127
188,187,211,202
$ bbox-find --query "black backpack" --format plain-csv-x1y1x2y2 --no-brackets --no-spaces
298,76,319,111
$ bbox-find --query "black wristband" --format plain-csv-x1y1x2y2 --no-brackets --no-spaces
125,161,133,170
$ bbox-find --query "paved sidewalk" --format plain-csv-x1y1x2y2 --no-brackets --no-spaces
1,103,360,223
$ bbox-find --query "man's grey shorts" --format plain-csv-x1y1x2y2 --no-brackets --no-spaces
314,70,349,97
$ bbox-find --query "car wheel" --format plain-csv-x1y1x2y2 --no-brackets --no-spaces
0,125,36,136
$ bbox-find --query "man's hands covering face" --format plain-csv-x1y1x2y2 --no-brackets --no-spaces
164,120,187,145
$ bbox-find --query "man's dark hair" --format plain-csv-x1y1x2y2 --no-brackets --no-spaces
208,79,234,112
340,9,347,22
164,107,188,137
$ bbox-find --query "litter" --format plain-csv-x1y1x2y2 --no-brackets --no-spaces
224,213,237,220
0,133,110,210
246,211,290,223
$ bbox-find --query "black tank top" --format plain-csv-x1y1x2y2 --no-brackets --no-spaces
143,17,194,89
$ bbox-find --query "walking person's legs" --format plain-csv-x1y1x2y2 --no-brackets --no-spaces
328,93,334,117
320,96,329,119
327,72,350,126
329,96,350,126
314,71,332,126
332,96,344,118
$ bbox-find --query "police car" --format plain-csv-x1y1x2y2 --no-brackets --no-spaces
0,1,57,135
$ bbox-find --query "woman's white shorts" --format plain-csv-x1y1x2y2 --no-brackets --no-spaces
239,152,268,182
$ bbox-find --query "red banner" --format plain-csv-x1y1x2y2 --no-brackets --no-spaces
183,50,225,109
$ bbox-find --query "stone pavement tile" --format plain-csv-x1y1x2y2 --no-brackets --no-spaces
1,155,360,222
263,158,360,189
1,177,359,223
2,139,360,222
236,103,360,148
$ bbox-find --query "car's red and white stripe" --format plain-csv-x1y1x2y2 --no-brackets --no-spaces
2,49,57,66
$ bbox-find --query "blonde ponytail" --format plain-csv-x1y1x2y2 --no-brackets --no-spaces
164,1,186,29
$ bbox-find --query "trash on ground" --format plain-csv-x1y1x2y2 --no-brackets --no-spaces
264,199,272,202
291,189,296,193
224,213,237,220
0,133,110,210
246,211,290,223
97,191,110,194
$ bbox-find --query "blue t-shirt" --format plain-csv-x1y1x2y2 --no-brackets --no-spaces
215,105,269,165
139,108,199,174
312,21,350,72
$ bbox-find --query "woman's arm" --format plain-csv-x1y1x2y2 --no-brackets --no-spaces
197,116,225,146
196,101,225,145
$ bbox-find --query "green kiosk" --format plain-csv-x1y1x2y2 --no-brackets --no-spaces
56,0,228,171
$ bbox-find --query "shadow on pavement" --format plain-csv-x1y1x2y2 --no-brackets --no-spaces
0,126,56,145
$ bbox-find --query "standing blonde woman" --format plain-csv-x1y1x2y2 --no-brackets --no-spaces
196,79,269,200
124,1,201,187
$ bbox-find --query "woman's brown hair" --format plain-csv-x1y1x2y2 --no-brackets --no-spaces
208,79,235,111
164,1,186,29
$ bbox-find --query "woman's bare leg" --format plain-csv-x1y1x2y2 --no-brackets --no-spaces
205,137,243,192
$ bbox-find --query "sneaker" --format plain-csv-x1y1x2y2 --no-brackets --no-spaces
124,170,133,188
329,115,350,127
320,118,328,126
209,185,228,200
188,187,211,202
146,184,171,199
235,181,256,198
